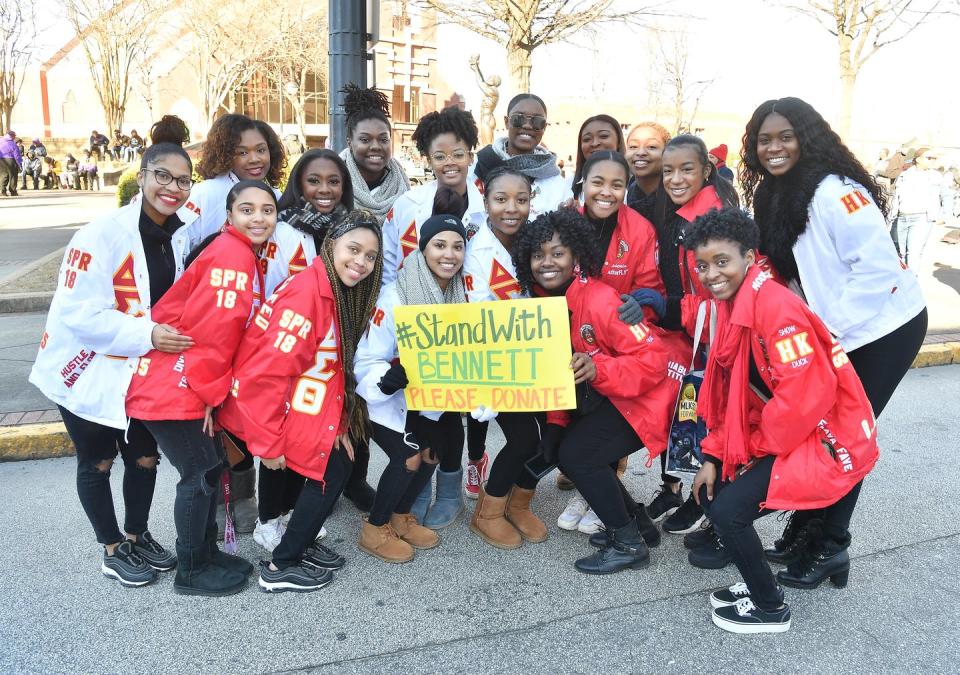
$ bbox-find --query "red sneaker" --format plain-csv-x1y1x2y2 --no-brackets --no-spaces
464,452,489,499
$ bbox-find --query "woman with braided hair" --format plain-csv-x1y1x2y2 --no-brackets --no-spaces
381,106,487,287
738,97,927,591
339,84,410,224
217,210,384,592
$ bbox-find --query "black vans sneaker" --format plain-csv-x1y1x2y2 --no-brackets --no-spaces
646,484,684,522
102,541,158,587
258,561,333,593
712,598,791,634
131,531,177,571
710,582,751,608
663,494,705,534
302,542,346,571
688,528,732,569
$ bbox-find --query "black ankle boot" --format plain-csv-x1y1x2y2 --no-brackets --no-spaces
575,517,650,575
776,534,850,590
174,542,248,596
765,512,819,564
206,527,254,576
588,502,660,549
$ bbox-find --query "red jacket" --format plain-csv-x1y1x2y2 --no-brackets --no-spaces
217,258,346,484
700,267,879,511
547,276,687,456
675,186,721,335
125,226,261,420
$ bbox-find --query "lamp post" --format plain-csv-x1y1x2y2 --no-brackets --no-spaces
328,0,369,152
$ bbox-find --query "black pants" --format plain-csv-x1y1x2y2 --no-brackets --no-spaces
558,399,641,531
141,419,224,553
701,456,782,610
417,412,465,473
368,417,438,526
224,429,305,522
272,447,352,569
0,158,18,194
816,308,928,540
485,412,543,497
59,405,159,546
466,416,488,462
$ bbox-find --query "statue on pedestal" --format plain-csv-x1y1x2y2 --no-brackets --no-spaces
469,54,500,147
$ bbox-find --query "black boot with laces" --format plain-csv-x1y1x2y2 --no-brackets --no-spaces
777,532,851,589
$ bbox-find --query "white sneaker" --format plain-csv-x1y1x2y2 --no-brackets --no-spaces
253,516,286,552
280,511,327,540
557,492,590,531
577,508,603,534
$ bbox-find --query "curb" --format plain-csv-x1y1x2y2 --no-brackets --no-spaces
1,341,958,465
0,246,63,314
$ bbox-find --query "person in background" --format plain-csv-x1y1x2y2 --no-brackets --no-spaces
61,153,81,190
128,130,145,162
624,122,671,221
20,148,43,190
894,147,942,270
0,129,21,196
89,130,110,160
708,144,735,183
43,155,60,189
80,150,99,190
739,97,926,589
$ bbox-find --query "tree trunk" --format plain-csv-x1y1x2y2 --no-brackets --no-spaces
2,106,11,135
506,44,531,94
837,70,856,141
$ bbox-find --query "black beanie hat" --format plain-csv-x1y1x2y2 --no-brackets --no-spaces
418,213,466,252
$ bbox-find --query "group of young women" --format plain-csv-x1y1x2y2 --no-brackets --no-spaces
32,89,926,634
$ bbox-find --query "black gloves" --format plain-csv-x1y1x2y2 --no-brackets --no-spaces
377,363,408,395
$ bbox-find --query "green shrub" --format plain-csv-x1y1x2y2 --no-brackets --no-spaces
116,168,140,207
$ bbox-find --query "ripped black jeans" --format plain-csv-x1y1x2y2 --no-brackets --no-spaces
59,405,160,546
141,419,224,553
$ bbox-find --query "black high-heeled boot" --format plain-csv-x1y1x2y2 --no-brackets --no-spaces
765,515,822,565
777,533,851,589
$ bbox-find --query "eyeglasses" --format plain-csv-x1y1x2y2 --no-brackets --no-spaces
143,168,193,191
430,150,470,163
509,113,547,131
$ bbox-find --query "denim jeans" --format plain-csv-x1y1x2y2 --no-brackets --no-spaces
141,419,224,552
58,405,159,545
896,213,934,269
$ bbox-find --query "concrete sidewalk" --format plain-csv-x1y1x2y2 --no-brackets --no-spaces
0,364,957,672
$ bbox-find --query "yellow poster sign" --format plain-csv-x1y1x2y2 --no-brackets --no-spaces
393,297,576,413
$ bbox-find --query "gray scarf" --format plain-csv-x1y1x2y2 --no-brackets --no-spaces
396,250,467,307
490,136,561,181
339,148,410,225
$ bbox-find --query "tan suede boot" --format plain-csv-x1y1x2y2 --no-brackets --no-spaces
505,486,549,543
469,486,522,550
390,513,439,550
358,519,414,563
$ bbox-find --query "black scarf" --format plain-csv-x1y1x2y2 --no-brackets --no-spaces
752,163,830,282
280,201,348,246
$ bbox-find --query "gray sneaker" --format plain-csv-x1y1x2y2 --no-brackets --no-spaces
258,561,333,593
101,541,158,587
131,531,177,571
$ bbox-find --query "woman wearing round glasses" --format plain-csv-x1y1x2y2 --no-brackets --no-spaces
469,94,567,220
381,106,487,286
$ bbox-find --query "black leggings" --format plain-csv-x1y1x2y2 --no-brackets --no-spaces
224,430,305,522
272,446,352,569
816,308,927,540
369,416,438,526
59,406,159,545
558,399,641,531
466,416,488,462
419,412,466,473
485,412,544,497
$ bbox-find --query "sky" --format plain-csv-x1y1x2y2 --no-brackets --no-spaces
433,0,960,155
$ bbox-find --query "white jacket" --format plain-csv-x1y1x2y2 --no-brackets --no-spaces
468,169,567,222
260,220,318,298
463,223,526,302
381,180,487,286
794,175,926,352
354,283,442,433
29,203,191,428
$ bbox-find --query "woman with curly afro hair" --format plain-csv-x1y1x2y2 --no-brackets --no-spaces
381,106,487,286
685,207,878,633
185,114,285,253
739,97,926,590
513,209,687,576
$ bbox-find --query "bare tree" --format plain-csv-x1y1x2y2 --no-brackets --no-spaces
65,0,155,135
0,0,37,133
787,0,952,138
647,27,713,135
186,0,270,131
255,0,329,145
418,0,662,93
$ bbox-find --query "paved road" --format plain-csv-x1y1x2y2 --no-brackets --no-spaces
0,191,115,281
0,364,957,673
